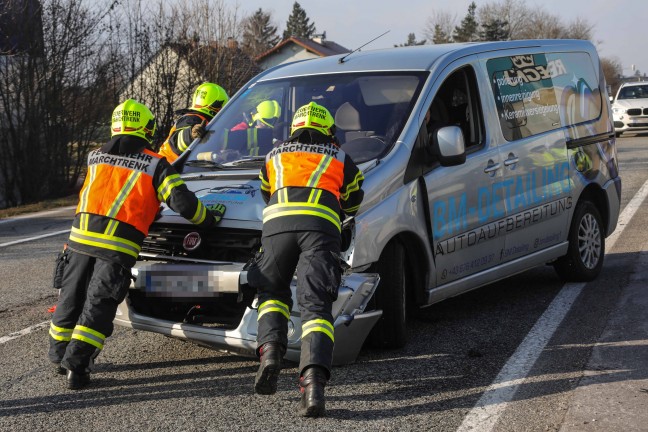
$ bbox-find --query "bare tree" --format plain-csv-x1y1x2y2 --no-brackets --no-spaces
0,0,270,207
113,0,258,148
601,56,623,96
0,0,113,206
423,10,457,44
563,17,594,40
478,0,530,40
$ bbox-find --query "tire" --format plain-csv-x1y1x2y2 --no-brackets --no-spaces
615,131,622,138
366,240,407,349
553,200,605,282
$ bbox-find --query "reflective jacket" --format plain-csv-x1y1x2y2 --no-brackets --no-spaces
158,112,208,163
71,137,215,267
259,134,364,237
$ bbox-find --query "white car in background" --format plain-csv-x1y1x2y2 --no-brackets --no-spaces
611,82,648,137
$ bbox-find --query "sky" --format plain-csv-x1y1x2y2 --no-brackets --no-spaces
237,0,646,76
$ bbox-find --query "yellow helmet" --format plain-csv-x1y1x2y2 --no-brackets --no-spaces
111,99,156,144
290,102,334,136
191,82,229,117
251,100,281,128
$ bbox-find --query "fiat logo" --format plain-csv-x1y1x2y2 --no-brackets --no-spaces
182,232,202,251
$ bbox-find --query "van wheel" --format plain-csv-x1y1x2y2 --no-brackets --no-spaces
553,201,605,282
366,240,407,349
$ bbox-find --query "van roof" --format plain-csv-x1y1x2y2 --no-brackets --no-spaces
257,39,596,81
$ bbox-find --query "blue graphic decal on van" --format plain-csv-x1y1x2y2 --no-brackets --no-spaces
433,162,570,238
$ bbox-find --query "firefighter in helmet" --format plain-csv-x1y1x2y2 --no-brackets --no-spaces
246,102,364,417
48,99,227,389
231,99,282,131
158,82,229,163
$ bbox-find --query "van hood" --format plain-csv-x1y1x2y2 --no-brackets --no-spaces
157,172,264,230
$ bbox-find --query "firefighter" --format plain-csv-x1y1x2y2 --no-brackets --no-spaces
247,102,364,417
48,99,227,390
231,99,281,131
158,82,229,163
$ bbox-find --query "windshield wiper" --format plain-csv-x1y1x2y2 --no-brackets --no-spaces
184,159,226,170
225,156,266,167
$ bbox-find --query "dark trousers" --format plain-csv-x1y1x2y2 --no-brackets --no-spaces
247,230,341,377
48,250,131,373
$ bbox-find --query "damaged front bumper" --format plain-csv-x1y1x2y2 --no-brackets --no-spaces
114,258,381,365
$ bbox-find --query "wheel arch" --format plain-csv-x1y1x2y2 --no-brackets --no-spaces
576,183,610,236
386,231,430,308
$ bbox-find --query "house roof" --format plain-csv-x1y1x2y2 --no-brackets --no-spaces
255,36,349,62
126,41,261,96
172,41,261,85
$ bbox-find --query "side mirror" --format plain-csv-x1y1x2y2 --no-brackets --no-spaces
609,95,614,102
432,126,466,166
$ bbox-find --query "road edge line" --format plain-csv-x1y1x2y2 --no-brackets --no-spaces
457,177,648,432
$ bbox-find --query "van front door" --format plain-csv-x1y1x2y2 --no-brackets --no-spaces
422,65,508,286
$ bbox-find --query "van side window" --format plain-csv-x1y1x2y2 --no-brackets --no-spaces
487,52,602,141
425,66,484,151
406,66,484,181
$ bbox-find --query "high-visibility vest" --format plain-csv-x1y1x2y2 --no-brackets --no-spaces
76,148,161,236
260,141,348,232
158,112,207,162
265,141,345,199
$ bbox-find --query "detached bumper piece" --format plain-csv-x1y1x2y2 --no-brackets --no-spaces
114,260,381,365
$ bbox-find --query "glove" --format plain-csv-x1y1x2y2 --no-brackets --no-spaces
191,122,206,140
208,203,227,224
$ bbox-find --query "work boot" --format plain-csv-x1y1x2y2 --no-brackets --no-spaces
53,363,66,376
66,370,90,390
254,342,284,395
297,366,327,417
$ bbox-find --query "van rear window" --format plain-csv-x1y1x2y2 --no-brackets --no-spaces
487,52,602,141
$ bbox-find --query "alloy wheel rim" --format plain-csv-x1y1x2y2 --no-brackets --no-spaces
577,213,601,269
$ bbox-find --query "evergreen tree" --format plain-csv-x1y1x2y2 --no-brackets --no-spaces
395,33,426,47
242,8,280,57
432,24,451,44
453,2,479,42
282,2,316,39
480,18,510,41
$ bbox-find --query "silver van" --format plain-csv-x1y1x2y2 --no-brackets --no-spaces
115,39,621,363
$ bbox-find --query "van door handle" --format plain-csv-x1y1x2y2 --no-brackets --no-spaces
484,161,501,174
504,156,519,166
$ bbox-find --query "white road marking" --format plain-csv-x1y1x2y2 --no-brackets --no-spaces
0,206,76,225
457,178,648,432
0,229,71,248
0,321,50,344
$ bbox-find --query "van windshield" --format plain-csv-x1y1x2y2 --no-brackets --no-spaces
182,72,426,172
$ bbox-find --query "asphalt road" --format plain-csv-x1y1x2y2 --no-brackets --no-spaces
0,135,647,431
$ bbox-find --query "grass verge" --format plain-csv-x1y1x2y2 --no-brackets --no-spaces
0,195,78,219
